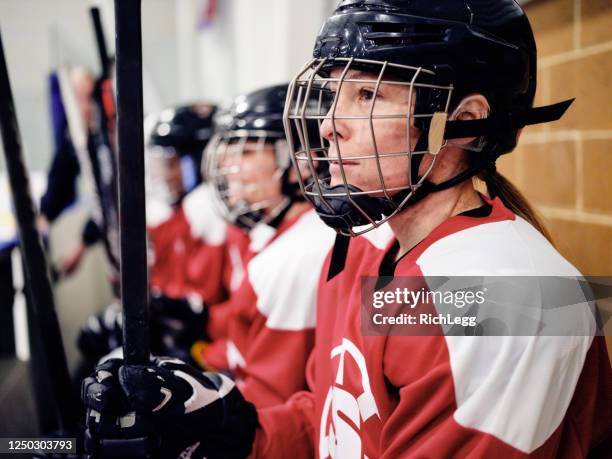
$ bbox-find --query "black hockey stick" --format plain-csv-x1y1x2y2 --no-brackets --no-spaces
90,7,110,80
85,5,122,274
0,29,77,433
83,3,155,455
115,0,149,366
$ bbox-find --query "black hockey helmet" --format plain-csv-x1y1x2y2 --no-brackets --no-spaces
206,84,325,229
285,0,574,235
149,103,216,154
215,84,287,135
146,103,216,205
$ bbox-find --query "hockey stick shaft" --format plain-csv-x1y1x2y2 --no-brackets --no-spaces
90,7,110,79
114,0,150,365
0,29,77,432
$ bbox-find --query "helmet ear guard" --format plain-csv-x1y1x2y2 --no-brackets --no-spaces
442,98,574,144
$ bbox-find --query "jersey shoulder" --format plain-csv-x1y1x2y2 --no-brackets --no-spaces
344,223,395,273
182,183,227,245
417,216,580,277
248,209,337,330
407,216,595,454
146,197,174,228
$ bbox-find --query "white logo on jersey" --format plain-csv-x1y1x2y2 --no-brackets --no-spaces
319,338,380,459
228,244,245,292
226,340,246,370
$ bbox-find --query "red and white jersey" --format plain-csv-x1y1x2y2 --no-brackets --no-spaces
253,197,611,458
181,184,229,304
206,208,336,409
204,223,252,344
222,224,251,294
202,215,302,364
146,183,228,304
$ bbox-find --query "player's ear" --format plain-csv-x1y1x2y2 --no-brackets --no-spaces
451,94,489,122
448,94,490,146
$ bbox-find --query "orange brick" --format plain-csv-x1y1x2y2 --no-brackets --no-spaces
583,139,612,215
547,218,612,275
496,151,520,185
520,141,576,208
526,0,575,57
581,0,612,47
548,49,612,130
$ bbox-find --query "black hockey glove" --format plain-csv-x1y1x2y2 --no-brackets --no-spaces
149,294,209,360
77,302,123,362
82,356,258,459
78,295,209,364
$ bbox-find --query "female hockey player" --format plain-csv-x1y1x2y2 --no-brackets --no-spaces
191,84,336,407
77,104,229,364
145,103,226,304
81,1,611,458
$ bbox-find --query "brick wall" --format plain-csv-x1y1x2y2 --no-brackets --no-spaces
498,0,612,275
499,0,612,275
497,0,612,353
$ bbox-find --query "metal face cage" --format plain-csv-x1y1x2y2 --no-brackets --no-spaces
284,57,454,236
203,130,290,230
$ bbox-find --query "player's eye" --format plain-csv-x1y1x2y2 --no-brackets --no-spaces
359,88,376,102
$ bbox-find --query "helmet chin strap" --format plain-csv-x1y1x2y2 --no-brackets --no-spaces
312,133,486,234
281,167,307,203
232,168,298,231
233,196,293,231
320,133,493,281
322,152,489,281
232,203,265,231
264,196,293,228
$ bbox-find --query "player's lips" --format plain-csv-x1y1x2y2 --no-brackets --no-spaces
329,158,360,167
329,160,359,177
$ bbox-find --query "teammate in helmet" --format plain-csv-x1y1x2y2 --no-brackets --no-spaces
81,2,610,458
144,103,224,299
146,104,215,206
81,84,336,457
190,84,336,408
204,84,317,230
77,103,229,366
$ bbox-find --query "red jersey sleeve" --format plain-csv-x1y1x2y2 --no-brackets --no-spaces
250,391,317,459
239,320,316,408
250,352,318,458
379,334,610,458
206,298,234,340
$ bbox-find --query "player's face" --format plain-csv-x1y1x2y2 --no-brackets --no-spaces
149,152,184,200
224,141,282,211
163,155,184,197
71,69,95,128
319,69,422,195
